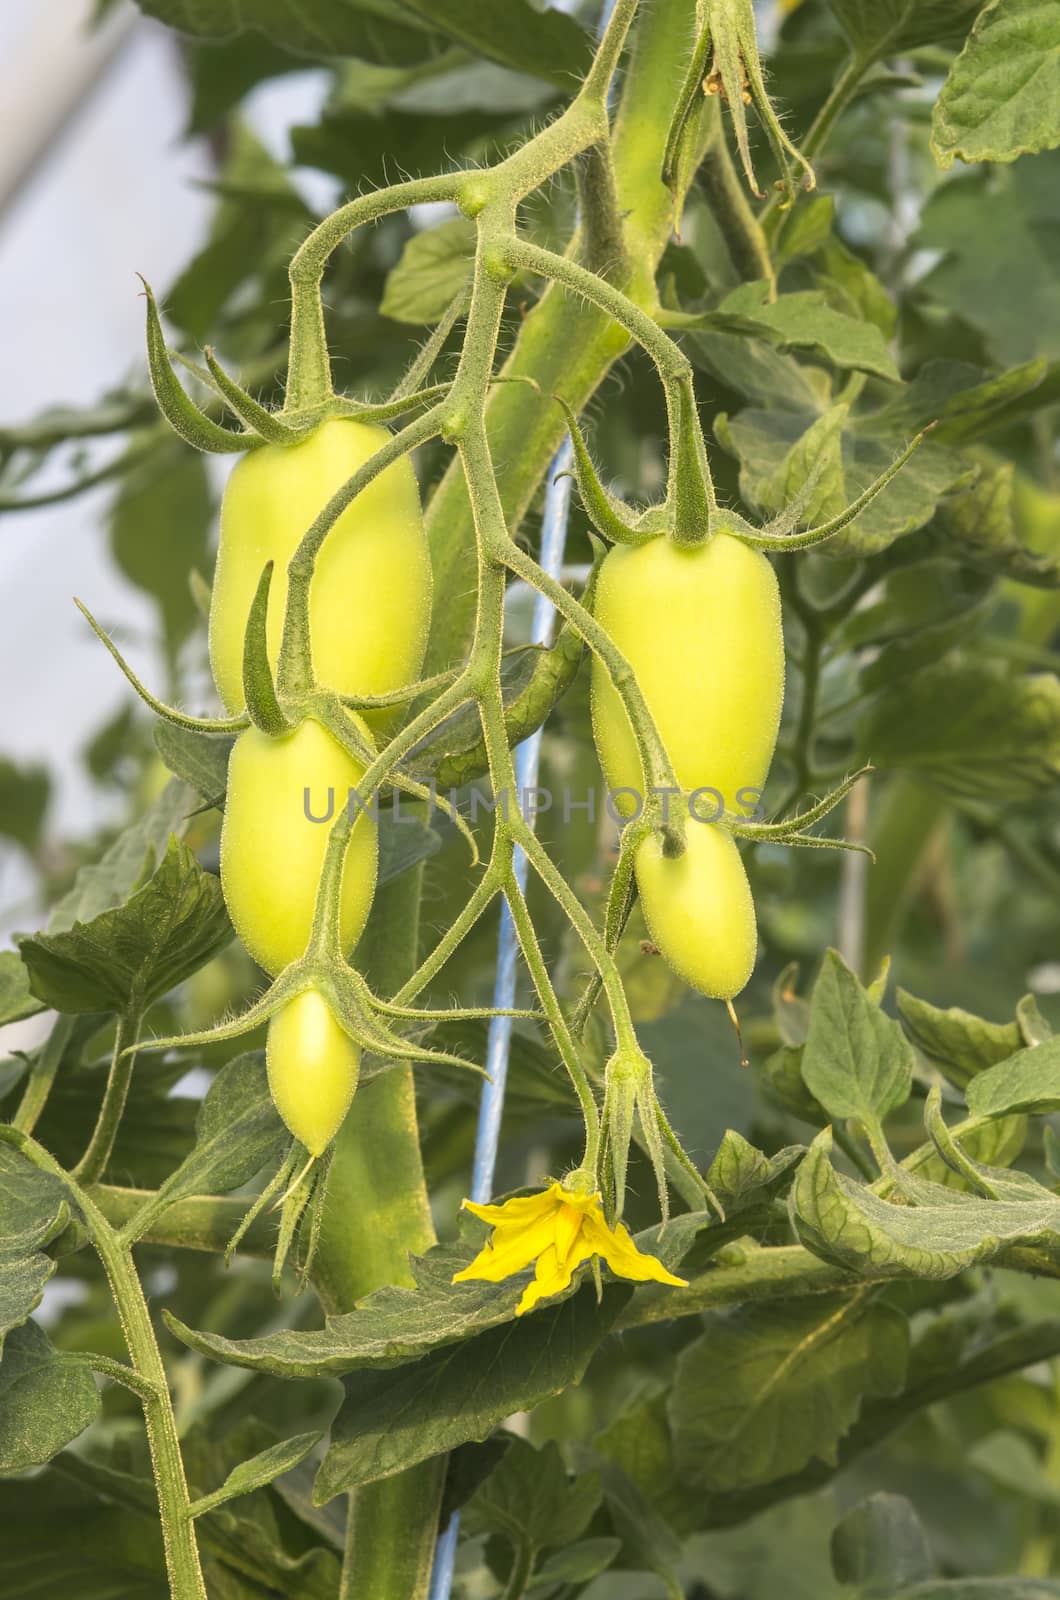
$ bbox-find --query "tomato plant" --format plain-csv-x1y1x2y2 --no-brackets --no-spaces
2,3,1060,1598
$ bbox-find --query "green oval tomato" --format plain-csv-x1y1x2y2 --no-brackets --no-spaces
635,821,756,1000
591,532,784,816
209,417,430,718
221,716,377,975
267,985,360,1155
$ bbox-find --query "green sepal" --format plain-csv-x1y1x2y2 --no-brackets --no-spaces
660,4,713,198
553,396,654,547
669,374,716,546
741,430,931,552
707,0,816,208
74,597,246,735
204,348,304,445
728,766,872,842
224,1145,299,1267
139,276,255,455
242,563,291,736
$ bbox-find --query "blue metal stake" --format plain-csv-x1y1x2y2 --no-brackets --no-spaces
427,437,574,1599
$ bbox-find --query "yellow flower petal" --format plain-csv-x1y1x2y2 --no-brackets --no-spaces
553,1202,586,1271
516,1233,597,1315
453,1209,557,1285
580,1212,688,1289
461,1191,555,1227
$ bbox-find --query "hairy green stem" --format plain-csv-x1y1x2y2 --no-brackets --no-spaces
74,1009,143,1186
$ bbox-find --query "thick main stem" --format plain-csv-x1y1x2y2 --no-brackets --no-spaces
314,863,443,1600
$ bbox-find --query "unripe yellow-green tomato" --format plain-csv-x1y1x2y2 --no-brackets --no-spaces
220,716,377,975
267,985,360,1155
209,417,430,720
591,532,784,817
635,821,756,1000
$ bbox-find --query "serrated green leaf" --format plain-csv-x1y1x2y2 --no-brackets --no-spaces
896,989,1024,1089
791,1129,1060,1278
528,1538,620,1593
380,217,474,325
20,836,232,1013
858,656,1060,800
167,1210,713,1378
463,1435,600,1553
190,1430,323,1518
314,1282,629,1499
670,1294,908,1491
0,1321,99,1472
0,1145,68,1354
719,406,971,557
705,1130,804,1213
712,282,900,381
965,1036,1060,1116
933,0,1060,170
801,950,914,1128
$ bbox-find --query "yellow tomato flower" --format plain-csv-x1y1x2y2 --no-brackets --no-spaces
453,1181,687,1316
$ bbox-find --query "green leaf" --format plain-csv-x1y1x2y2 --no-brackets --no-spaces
828,0,983,53
395,0,591,88
153,722,231,805
0,1145,68,1354
463,1435,600,1553
314,1281,630,1499
830,1493,934,1597
148,0,593,85
46,778,200,932
705,1130,804,1213
896,989,1024,1089
965,1036,1060,1116
0,1464,166,1598
528,1539,620,1593
0,754,50,853
670,1295,908,1491
689,330,828,410
189,1431,323,1518
168,1211,710,1378
718,405,971,558
0,1321,99,1472
868,357,1054,445
917,154,1060,364
801,950,914,1129
933,0,1060,170
108,439,213,669
20,836,232,1013
0,949,43,1026
858,656,1060,800
935,461,1060,588
127,1054,287,1243
791,1128,1060,1278
712,282,900,381
132,0,437,63
380,217,474,325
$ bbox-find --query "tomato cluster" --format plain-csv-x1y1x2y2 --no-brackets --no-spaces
592,530,784,999
214,419,431,1152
